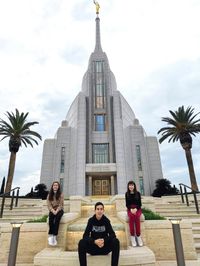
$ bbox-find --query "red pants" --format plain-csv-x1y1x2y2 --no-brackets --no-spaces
127,205,142,236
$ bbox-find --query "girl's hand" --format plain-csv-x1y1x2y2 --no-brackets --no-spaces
131,208,137,214
52,209,57,215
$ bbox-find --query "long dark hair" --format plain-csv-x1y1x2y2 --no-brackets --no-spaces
126,180,138,196
48,181,62,201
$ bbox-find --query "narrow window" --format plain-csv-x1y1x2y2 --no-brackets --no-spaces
93,61,106,109
94,115,106,131
60,147,65,173
136,145,142,171
139,177,145,195
60,178,63,191
95,83,105,108
95,61,103,72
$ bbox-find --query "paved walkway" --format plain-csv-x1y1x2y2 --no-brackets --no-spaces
155,260,200,266
0,260,200,266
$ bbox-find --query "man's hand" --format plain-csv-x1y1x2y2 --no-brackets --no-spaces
94,238,104,248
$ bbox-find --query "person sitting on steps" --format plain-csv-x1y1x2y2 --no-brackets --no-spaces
78,201,120,266
125,180,143,247
47,181,64,246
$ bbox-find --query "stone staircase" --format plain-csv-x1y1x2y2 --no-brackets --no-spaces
146,194,200,259
1,195,200,265
34,196,156,266
0,198,46,222
191,219,200,258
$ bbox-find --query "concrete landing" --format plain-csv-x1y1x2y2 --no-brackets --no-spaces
34,246,156,266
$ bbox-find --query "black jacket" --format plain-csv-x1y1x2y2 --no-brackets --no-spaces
83,214,116,245
125,191,142,210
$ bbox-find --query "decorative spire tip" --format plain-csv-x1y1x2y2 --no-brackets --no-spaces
93,0,100,15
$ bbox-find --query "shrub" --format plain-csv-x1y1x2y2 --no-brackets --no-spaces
27,215,48,223
142,208,165,220
152,178,179,197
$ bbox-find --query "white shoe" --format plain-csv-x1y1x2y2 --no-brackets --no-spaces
48,235,54,246
137,236,143,247
53,235,57,246
131,236,137,247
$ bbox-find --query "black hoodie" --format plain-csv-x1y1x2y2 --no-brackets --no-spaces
83,214,116,245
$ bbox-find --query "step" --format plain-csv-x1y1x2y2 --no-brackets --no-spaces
192,227,200,234
0,263,34,266
34,246,156,266
1,210,43,216
155,208,197,213
0,215,44,223
155,204,197,209
155,212,200,218
195,243,200,251
193,234,200,243
2,206,42,211
192,220,200,226
0,198,43,206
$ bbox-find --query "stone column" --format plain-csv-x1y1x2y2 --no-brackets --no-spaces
111,175,115,195
88,176,92,196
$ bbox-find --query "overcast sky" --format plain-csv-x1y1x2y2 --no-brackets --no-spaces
0,0,200,195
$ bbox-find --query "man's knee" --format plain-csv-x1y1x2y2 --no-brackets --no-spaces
78,239,86,250
111,238,120,249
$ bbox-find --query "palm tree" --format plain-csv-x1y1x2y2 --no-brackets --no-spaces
0,109,42,193
158,106,200,192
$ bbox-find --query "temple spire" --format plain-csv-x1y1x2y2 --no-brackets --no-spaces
93,1,103,52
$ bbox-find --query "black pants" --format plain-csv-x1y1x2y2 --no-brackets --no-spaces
78,238,120,266
48,209,64,235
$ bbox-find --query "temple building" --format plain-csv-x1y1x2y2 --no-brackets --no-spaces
40,9,163,196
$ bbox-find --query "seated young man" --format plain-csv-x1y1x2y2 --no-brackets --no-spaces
78,201,120,266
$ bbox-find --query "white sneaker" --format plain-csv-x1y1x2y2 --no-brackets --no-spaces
48,235,54,246
137,236,143,247
131,236,137,247
53,235,57,246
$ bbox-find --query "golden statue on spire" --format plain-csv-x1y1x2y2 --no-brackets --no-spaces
93,0,100,14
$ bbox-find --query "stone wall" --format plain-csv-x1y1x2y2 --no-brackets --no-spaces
0,216,197,263
144,219,197,261
0,223,47,264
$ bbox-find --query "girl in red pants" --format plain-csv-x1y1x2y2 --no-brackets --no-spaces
125,181,143,247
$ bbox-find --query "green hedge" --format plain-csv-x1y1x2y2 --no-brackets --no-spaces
27,215,48,223
142,208,165,220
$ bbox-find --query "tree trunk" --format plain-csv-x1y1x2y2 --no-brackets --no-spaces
5,152,16,193
184,148,199,192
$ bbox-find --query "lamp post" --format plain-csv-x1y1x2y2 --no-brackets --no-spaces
8,222,23,266
169,218,185,266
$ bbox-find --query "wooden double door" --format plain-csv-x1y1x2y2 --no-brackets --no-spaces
92,178,110,195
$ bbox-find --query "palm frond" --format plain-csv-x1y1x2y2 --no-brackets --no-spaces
158,105,200,145
0,109,42,150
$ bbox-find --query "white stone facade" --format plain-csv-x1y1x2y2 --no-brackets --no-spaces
40,16,163,196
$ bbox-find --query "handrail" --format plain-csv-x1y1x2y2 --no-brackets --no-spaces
0,187,20,218
179,183,199,214
179,183,193,190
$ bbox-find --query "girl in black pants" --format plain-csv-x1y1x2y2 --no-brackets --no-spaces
47,181,64,246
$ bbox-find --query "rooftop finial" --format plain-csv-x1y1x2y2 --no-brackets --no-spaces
93,0,100,15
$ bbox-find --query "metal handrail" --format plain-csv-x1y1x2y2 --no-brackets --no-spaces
0,187,20,218
179,183,199,214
